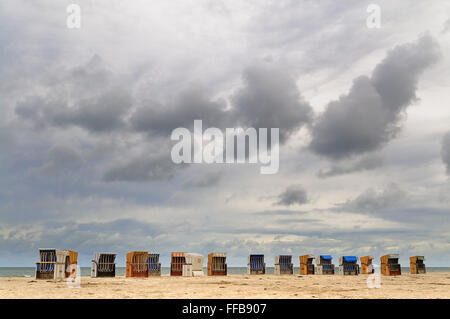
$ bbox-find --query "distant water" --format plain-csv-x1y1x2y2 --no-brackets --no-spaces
1,267,449,277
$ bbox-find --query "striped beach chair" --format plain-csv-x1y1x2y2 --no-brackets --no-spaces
410,256,426,274
171,252,185,276
126,251,149,277
274,255,293,275
360,256,374,274
316,255,335,275
207,252,227,276
91,253,116,277
247,254,265,275
148,253,161,276
381,254,401,276
339,256,359,275
35,248,77,280
299,255,315,275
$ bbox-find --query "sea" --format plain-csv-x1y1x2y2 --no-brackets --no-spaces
1,267,449,277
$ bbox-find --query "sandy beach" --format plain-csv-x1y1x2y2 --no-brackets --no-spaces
1,273,449,299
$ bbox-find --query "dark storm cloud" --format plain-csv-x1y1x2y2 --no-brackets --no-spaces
12,59,312,185
442,132,450,175
15,88,132,133
131,64,313,142
232,65,313,142
15,96,58,129
309,34,440,159
62,55,116,96
50,89,132,133
275,185,309,206
14,56,133,133
317,154,384,178
131,88,230,136
15,58,312,146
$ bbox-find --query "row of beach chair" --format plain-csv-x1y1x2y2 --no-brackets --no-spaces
249,254,425,276
34,249,426,279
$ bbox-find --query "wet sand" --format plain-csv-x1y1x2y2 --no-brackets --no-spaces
1,273,449,299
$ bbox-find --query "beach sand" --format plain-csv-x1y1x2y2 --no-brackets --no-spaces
1,273,449,299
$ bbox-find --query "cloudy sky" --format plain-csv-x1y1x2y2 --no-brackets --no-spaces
1,0,450,267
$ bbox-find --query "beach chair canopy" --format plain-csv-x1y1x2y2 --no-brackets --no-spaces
93,253,116,262
300,255,314,264
39,249,57,262
249,254,264,261
148,253,160,262
126,251,148,268
278,255,292,263
276,255,292,271
410,256,425,263
320,255,332,260
185,253,203,261
343,256,357,263
362,256,373,261
381,254,400,267
171,252,186,273
209,252,227,272
185,253,204,270
68,250,78,264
